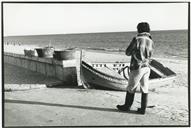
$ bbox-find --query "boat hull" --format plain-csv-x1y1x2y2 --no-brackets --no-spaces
81,61,128,91
81,59,176,91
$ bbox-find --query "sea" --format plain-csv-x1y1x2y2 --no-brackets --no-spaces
4,30,188,59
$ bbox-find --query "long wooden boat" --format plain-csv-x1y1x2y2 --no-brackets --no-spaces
81,59,176,91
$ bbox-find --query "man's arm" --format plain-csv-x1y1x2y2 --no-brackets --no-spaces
125,37,136,56
149,41,154,58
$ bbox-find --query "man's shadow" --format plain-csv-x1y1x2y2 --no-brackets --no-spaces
4,99,139,114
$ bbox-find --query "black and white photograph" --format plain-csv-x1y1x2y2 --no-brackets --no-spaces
2,1,190,127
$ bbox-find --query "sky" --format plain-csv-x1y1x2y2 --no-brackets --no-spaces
3,3,188,36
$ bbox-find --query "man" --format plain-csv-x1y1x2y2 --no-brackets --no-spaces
117,22,154,114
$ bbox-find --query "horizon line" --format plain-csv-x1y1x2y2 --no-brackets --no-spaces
4,29,188,37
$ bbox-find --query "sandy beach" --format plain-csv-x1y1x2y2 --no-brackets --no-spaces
3,2,189,126
3,44,189,126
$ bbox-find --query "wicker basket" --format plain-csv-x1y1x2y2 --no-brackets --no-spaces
53,49,75,60
42,46,54,58
36,47,54,58
24,49,35,57
36,48,43,57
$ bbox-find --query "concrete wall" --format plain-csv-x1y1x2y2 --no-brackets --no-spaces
4,51,82,86
4,49,128,87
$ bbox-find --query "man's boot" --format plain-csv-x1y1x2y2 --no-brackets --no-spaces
117,91,135,111
137,93,148,114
